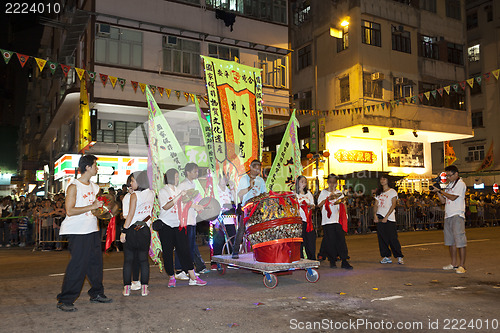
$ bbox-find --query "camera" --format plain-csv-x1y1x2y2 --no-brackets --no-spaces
429,175,442,191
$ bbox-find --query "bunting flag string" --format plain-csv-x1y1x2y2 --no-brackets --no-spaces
2,47,500,117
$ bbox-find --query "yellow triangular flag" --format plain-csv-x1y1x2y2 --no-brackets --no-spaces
35,58,47,72
139,83,146,94
466,78,474,88
424,92,430,100
109,76,118,88
190,93,195,103
405,97,412,103
492,69,500,80
74,67,85,81
166,89,171,98
444,86,451,94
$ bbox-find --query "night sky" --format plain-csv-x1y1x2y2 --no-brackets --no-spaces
0,3,45,174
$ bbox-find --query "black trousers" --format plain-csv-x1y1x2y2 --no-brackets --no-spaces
322,223,349,261
57,231,104,304
158,225,194,276
377,221,403,258
301,222,316,260
123,226,151,285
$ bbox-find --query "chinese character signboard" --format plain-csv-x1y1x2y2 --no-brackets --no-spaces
310,120,317,153
201,56,263,183
318,117,326,151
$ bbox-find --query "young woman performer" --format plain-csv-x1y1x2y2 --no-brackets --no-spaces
374,175,404,264
157,168,207,287
295,175,316,260
120,171,154,296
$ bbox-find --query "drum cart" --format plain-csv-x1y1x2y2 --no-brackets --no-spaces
212,253,320,289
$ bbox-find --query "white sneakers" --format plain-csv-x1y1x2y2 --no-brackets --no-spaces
123,285,131,296
175,271,189,280
189,277,207,286
443,264,466,273
141,285,149,296
131,281,141,290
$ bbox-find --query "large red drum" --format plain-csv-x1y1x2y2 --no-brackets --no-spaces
244,191,302,263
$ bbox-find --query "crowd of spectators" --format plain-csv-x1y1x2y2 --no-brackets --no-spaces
0,185,498,249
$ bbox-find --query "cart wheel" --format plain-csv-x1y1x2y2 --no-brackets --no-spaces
263,273,278,289
305,268,319,283
217,264,227,275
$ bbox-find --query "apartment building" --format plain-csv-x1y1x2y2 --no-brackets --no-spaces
289,0,473,192
21,0,290,192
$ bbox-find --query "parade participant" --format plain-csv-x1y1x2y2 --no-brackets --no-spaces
157,168,207,287
374,175,404,264
120,171,154,296
317,174,353,269
212,172,237,257
56,154,112,312
431,165,467,274
121,185,141,292
232,159,267,259
175,163,209,277
295,175,316,260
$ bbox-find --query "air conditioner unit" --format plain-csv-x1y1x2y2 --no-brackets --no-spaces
298,92,306,99
175,130,189,142
162,35,178,47
97,24,111,37
394,77,408,85
398,25,404,32
465,156,473,162
371,72,384,81
64,56,75,67
100,121,113,130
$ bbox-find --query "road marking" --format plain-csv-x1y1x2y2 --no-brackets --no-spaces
49,265,157,277
371,295,403,302
401,239,489,248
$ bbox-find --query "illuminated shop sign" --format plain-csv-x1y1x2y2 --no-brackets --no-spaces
334,149,377,164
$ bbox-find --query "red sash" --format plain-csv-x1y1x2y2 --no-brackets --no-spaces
300,200,313,232
324,198,332,218
339,202,348,233
104,216,116,252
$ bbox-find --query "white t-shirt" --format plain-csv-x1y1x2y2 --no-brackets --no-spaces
177,179,200,226
296,191,314,222
318,189,344,225
444,178,466,218
60,179,99,235
237,174,267,205
375,188,398,222
158,185,181,228
122,189,154,227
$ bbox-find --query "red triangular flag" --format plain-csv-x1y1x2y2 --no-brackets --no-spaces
131,81,138,93
16,53,30,68
60,64,71,78
99,73,108,87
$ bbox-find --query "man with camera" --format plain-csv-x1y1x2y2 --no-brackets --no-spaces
430,165,467,274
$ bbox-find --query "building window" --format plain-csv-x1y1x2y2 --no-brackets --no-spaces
340,76,350,103
96,121,148,144
447,43,463,65
392,26,411,53
293,0,310,25
420,0,436,13
207,0,287,24
258,52,287,88
95,25,143,68
468,145,485,162
468,44,480,62
486,5,493,22
446,0,461,20
337,26,349,52
208,44,239,61
297,44,312,70
361,20,381,47
421,36,439,60
178,0,200,3
297,90,312,110
363,73,383,99
393,77,414,99
467,12,478,30
162,36,200,76
471,111,483,128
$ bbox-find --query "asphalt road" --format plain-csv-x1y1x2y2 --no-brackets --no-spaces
1,227,499,333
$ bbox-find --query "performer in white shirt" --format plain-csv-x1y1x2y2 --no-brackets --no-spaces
56,155,111,312
317,174,353,269
295,175,316,260
374,175,404,265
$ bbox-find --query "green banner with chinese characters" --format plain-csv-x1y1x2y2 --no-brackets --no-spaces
201,56,263,182
266,110,303,192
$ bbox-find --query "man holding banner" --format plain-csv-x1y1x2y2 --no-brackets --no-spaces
232,159,267,259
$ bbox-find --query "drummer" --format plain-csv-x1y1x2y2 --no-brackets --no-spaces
232,159,267,259
317,174,353,269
